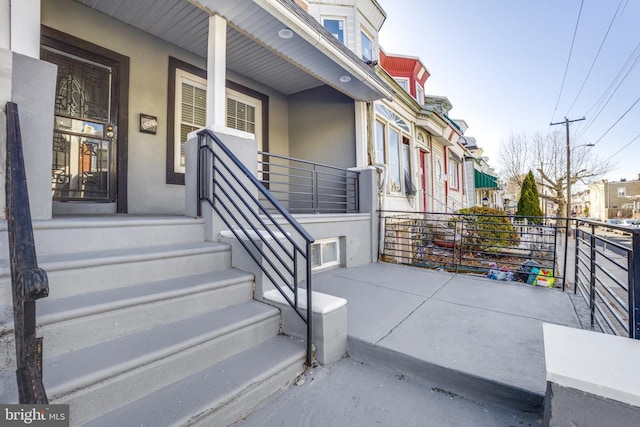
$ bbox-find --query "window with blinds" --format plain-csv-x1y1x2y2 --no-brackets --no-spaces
179,82,206,168
226,97,256,134
170,66,264,178
173,69,207,174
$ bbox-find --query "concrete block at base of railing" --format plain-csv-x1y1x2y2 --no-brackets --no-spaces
220,229,291,299
263,288,347,366
542,323,640,426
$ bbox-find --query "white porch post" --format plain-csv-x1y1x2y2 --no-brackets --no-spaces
186,13,258,241
206,14,227,127
354,101,369,168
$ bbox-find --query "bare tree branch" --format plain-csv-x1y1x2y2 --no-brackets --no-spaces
500,130,614,215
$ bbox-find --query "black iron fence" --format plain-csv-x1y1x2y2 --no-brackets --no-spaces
574,219,640,339
198,130,314,366
379,210,562,288
258,152,359,214
5,102,50,403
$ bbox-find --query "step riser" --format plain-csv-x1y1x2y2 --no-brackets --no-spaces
0,250,232,308
54,315,281,425
0,279,254,369
0,219,206,258
189,355,304,427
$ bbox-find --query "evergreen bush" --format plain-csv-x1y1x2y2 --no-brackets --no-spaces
516,171,543,223
454,206,520,253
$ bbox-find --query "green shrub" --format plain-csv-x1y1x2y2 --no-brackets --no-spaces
454,206,520,253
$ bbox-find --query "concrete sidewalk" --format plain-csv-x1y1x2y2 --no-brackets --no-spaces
238,355,542,427
238,263,586,426
310,263,582,412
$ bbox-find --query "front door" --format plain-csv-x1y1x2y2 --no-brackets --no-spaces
41,28,128,213
434,153,446,210
419,150,429,211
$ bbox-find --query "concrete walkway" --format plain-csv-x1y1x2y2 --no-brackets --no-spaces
238,263,586,426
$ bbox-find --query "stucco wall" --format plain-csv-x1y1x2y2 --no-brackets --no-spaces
285,214,374,268
10,53,57,220
42,0,202,214
288,85,355,168
544,382,640,427
42,0,290,215
227,70,290,158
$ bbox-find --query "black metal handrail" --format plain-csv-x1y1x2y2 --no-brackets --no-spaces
5,102,50,403
258,151,359,214
197,129,314,366
574,219,640,338
379,210,561,286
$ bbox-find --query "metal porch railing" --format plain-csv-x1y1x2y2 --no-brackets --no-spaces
380,210,561,287
5,102,50,403
258,152,359,214
198,129,314,366
574,219,640,338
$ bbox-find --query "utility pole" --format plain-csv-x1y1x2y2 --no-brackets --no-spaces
550,116,585,219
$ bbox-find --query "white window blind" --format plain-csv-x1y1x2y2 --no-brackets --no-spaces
226,97,256,134
175,71,207,173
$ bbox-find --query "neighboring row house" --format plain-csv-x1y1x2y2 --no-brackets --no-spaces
588,177,640,220
309,0,500,214
461,136,504,209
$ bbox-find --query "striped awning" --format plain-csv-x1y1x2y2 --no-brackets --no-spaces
474,169,499,189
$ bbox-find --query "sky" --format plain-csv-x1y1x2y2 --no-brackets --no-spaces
377,0,640,182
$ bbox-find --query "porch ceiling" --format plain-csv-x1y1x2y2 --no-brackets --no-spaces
73,0,389,101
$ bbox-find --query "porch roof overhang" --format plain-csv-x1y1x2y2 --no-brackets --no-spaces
416,111,454,147
73,0,392,102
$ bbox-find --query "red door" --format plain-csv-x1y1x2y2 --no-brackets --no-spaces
420,150,428,211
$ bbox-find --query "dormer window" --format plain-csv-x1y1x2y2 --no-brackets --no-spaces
361,30,373,62
322,17,345,43
394,78,409,92
415,83,424,105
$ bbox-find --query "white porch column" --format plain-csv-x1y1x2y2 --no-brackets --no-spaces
206,14,227,127
9,0,41,58
354,101,369,167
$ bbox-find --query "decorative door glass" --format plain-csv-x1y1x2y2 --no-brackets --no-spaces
43,47,115,201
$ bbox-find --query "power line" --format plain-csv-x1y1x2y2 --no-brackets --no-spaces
603,132,640,163
592,96,640,146
549,0,585,124
565,0,627,116
575,40,640,138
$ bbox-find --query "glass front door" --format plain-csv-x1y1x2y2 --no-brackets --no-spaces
43,47,116,202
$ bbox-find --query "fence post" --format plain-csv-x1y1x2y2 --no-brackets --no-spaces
561,217,570,291
453,214,460,274
629,230,640,339
589,228,597,329
313,164,319,214
354,172,360,212
574,223,580,294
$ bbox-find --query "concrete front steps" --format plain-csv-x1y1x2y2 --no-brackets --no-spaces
0,216,306,425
